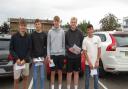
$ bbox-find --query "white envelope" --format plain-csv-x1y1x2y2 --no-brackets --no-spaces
33,57,44,62
15,64,25,70
72,44,81,54
90,69,98,76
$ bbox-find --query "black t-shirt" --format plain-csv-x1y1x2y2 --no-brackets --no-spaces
31,31,47,58
65,28,84,58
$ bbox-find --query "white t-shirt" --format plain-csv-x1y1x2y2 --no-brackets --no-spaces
82,35,101,66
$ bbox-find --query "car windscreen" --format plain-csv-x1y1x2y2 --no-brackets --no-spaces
112,34,128,47
0,39,10,50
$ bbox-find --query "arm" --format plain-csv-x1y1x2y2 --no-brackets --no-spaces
80,31,84,51
65,31,70,50
9,36,19,60
24,35,32,62
47,31,51,59
82,39,93,69
97,47,101,61
83,50,93,69
62,31,65,55
44,33,47,57
95,37,101,68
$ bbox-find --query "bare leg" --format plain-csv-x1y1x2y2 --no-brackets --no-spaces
51,71,55,89
58,70,62,84
23,76,28,89
58,70,62,89
67,72,72,89
74,71,79,89
14,79,19,89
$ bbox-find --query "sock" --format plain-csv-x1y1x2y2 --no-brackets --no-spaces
74,85,78,89
59,84,62,89
51,84,54,89
67,85,70,89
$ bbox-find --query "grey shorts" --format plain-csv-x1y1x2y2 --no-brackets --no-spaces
13,63,29,79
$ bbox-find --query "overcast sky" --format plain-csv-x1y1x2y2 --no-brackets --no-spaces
0,0,128,29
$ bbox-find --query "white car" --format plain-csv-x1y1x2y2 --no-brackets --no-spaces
94,31,128,76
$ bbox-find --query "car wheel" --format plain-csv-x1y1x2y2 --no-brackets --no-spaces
99,60,106,78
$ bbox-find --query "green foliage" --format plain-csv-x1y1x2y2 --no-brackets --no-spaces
100,13,121,31
0,22,9,34
78,20,90,35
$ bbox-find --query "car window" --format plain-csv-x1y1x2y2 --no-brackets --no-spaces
112,34,128,47
0,39,10,50
94,34,106,42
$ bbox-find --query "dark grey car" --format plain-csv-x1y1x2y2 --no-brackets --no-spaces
0,36,13,77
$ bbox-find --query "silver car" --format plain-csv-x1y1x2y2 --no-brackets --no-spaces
0,35,13,77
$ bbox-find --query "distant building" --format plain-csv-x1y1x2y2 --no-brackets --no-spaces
8,18,53,34
123,17,128,31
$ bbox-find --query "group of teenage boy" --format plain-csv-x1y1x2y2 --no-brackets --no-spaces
10,16,101,89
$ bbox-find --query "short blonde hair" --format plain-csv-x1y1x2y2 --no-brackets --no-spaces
53,16,60,22
70,17,77,22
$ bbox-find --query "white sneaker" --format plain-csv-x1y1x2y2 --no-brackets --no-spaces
51,85,54,89
67,85,70,89
74,85,78,89
59,84,62,89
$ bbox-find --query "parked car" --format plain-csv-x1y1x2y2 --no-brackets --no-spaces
46,52,86,79
94,31,128,76
0,34,13,77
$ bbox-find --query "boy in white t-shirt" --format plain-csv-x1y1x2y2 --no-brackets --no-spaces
82,24,101,89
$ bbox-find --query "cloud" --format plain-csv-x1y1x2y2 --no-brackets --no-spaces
0,0,128,28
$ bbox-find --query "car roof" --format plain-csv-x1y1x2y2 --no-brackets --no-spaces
94,31,128,35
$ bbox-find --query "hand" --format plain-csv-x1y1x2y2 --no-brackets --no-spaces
94,60,99,68
47,56,51,64
68,48,74,53
21,60,25,65
42,57,45,64
88,61,93,69
16,59,21,65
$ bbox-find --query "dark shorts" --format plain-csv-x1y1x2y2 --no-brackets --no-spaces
66,57,81,72
50,55,65,71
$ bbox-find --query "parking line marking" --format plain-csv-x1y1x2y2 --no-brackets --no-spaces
28,78,33,89
98,80,108,89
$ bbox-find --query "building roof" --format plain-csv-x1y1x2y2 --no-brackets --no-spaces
8,18,53,24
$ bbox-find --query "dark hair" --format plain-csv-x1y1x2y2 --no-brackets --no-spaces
19,18,26,26
87,24,93,29
34,19,41,24
53,16,60,22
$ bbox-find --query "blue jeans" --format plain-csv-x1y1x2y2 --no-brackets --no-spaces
85,65,99,89
33,63,45,89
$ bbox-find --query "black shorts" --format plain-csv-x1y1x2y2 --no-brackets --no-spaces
50,55,65,71
66,57,81,72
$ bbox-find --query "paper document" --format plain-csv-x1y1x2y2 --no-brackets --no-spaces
90,69,98,76
33,57,44,62
49,60,55,67
15,64,25,70
72,44,81,54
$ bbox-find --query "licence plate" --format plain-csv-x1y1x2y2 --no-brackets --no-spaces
0,68,5,73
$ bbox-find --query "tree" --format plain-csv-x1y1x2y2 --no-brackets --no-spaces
0,22,9,34
62,22,70,28
100,13,121,31
78,20,90,35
